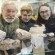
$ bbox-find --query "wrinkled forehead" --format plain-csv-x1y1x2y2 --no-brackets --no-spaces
3,4,17,10
39,6,51,11
2,1,18,11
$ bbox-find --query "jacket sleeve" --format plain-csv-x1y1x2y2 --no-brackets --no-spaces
12,18,19,40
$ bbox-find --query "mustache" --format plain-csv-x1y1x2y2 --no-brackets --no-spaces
7,17,14,19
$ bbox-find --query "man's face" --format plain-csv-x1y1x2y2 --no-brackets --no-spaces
39,6,51,20
21,11,32,22
2,4,17,23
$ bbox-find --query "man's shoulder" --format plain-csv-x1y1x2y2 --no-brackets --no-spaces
0,14,4,30
14,18,19,23
0,14,3,24
0,14,2,20
30,18,36,23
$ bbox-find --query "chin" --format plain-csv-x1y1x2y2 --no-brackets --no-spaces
45,18,49,20
25,21,28,23
5,19,14,23
43,17,49,20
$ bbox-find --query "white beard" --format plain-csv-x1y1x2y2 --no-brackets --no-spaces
3,15,16,23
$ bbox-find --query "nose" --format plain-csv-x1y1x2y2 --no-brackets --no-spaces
43,12,47,16
26,16,29,19
9,12,14,17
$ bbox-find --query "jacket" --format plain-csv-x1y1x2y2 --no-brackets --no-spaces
0,15,19,55
19,17,35,48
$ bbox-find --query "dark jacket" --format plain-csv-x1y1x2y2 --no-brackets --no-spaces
19,17,35,31
19,17,35,48
36,14,55,33
43,18,55,33
36,14,55,51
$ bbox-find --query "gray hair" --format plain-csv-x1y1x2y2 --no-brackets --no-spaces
1,0,18,12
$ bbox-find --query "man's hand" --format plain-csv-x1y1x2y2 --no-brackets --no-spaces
47,32,54,37
41,33,47,37
15,29,31,40
0,30,6,41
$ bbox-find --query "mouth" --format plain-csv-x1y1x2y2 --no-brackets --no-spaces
7,17,14,19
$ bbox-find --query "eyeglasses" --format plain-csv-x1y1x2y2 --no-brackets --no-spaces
40,10,50,14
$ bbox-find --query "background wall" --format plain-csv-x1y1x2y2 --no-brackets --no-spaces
0,0,55,15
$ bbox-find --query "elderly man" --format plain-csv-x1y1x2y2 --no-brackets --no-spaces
0,1,20,55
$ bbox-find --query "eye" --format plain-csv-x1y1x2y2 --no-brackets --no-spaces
45,10,49,13
7,9,11,13
28,15,31,16
7,9,16,13
24,14,27,16
40,11,44,13
40,10,49,14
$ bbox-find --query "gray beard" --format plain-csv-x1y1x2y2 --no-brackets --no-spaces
3,17,15,23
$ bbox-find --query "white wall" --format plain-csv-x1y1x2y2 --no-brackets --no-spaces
0,0,36,14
